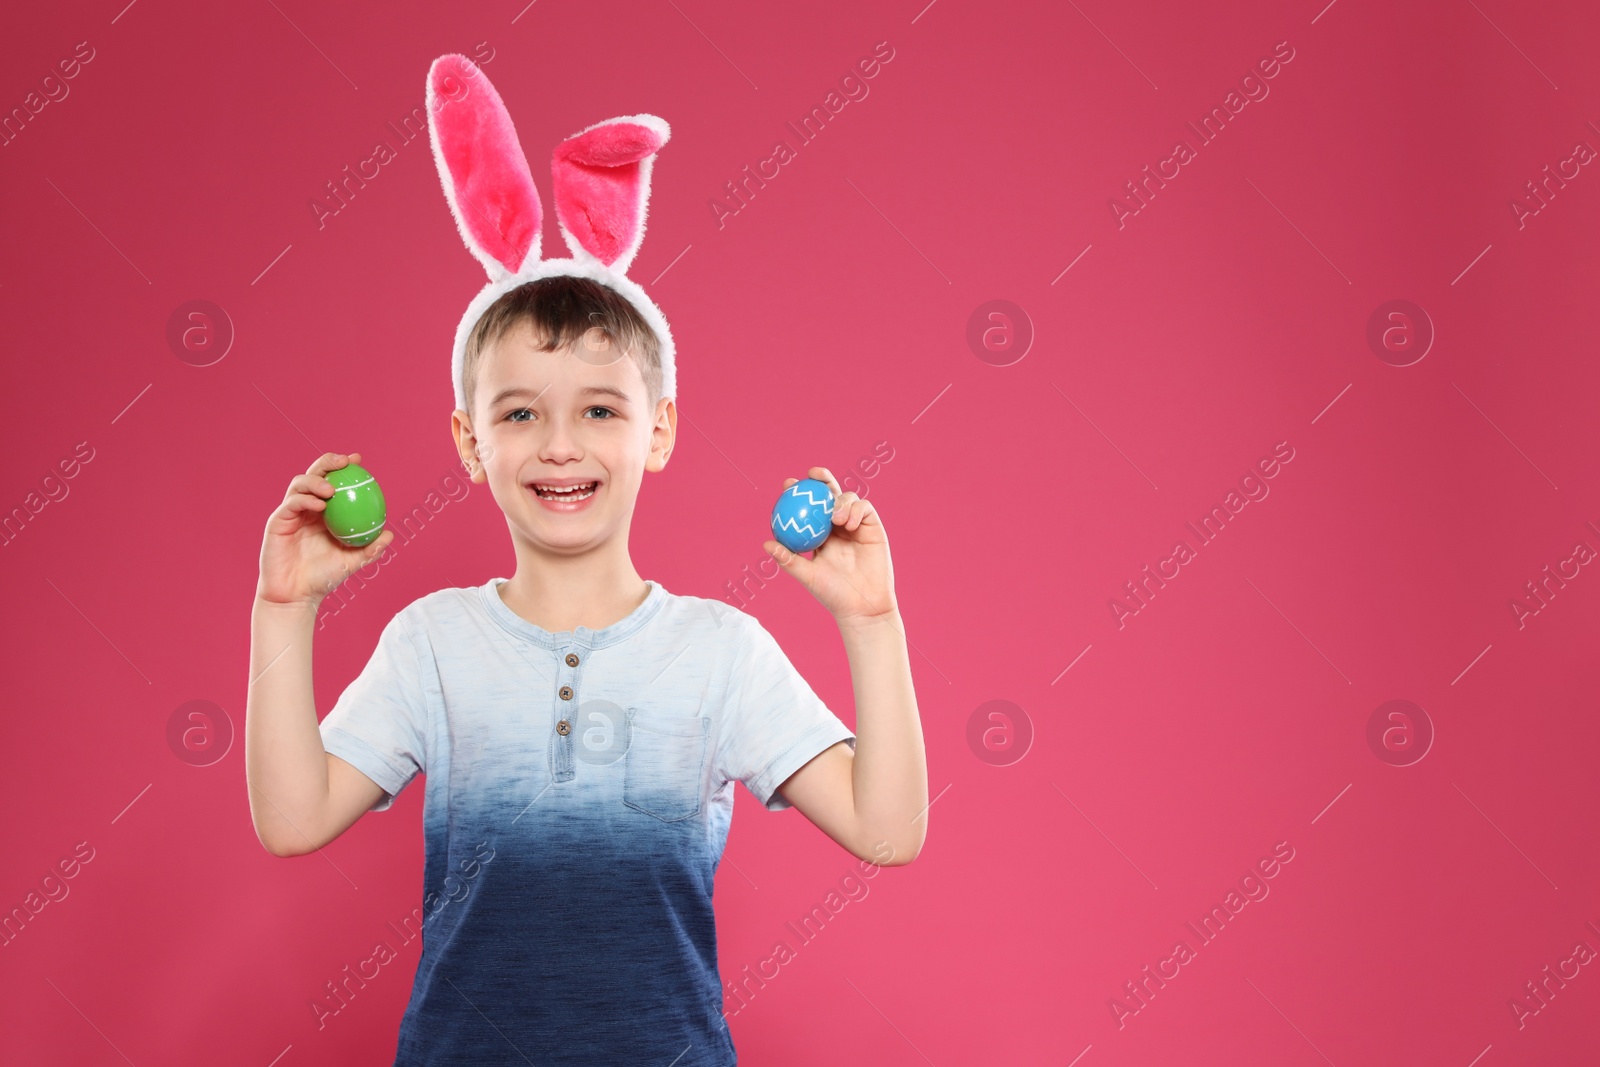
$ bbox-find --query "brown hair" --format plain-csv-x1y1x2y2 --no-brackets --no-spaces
461,275,663,419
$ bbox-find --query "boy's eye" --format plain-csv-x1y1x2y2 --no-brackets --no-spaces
503,406,615,422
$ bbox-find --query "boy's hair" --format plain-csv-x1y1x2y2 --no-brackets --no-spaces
461,275,664,419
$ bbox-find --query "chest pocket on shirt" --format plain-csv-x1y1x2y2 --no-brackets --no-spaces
623,708,709,822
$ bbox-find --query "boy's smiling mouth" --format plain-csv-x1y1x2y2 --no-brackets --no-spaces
528,478,600,509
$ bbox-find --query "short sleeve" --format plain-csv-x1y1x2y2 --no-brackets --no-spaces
319,610,432,813
719,616,856,811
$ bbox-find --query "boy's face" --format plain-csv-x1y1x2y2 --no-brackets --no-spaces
451,321,675,558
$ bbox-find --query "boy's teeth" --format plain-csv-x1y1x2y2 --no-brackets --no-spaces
535,482,596,498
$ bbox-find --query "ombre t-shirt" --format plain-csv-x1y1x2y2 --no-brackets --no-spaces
318,576,856,1066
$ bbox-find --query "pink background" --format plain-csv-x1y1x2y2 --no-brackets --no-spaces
4,0,1599,1063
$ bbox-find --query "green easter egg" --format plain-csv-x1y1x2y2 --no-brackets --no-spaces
323,463,387,547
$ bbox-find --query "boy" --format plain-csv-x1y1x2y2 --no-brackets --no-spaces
246,273,926,1059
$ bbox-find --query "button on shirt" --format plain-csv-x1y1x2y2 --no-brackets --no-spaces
317,577,857,1066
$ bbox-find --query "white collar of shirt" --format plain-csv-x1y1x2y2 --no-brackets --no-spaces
477,577,668,651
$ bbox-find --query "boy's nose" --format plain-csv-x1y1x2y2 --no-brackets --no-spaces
538,422,586,458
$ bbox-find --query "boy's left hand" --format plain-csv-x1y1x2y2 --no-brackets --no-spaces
764,466,898,626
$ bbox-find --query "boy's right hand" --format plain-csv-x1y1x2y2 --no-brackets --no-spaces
256,451,396,608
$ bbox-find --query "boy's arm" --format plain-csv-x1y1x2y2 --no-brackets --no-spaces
763,465,928,865
775,609,927,865
248,451,399,857
246,598,386,857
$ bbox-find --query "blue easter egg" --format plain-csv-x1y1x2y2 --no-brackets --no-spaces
771,478,835,553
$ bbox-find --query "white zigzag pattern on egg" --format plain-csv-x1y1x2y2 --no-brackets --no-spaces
773,486,834,539
773,513,829,538
789,486,833,508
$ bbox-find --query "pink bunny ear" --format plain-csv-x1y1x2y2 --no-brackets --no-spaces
426,55,542,279
551,115,670,274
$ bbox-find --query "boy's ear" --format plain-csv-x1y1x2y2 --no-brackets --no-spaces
646,397,676,472
451,409,488,482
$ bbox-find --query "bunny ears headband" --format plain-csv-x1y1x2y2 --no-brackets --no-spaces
425,53,676,414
